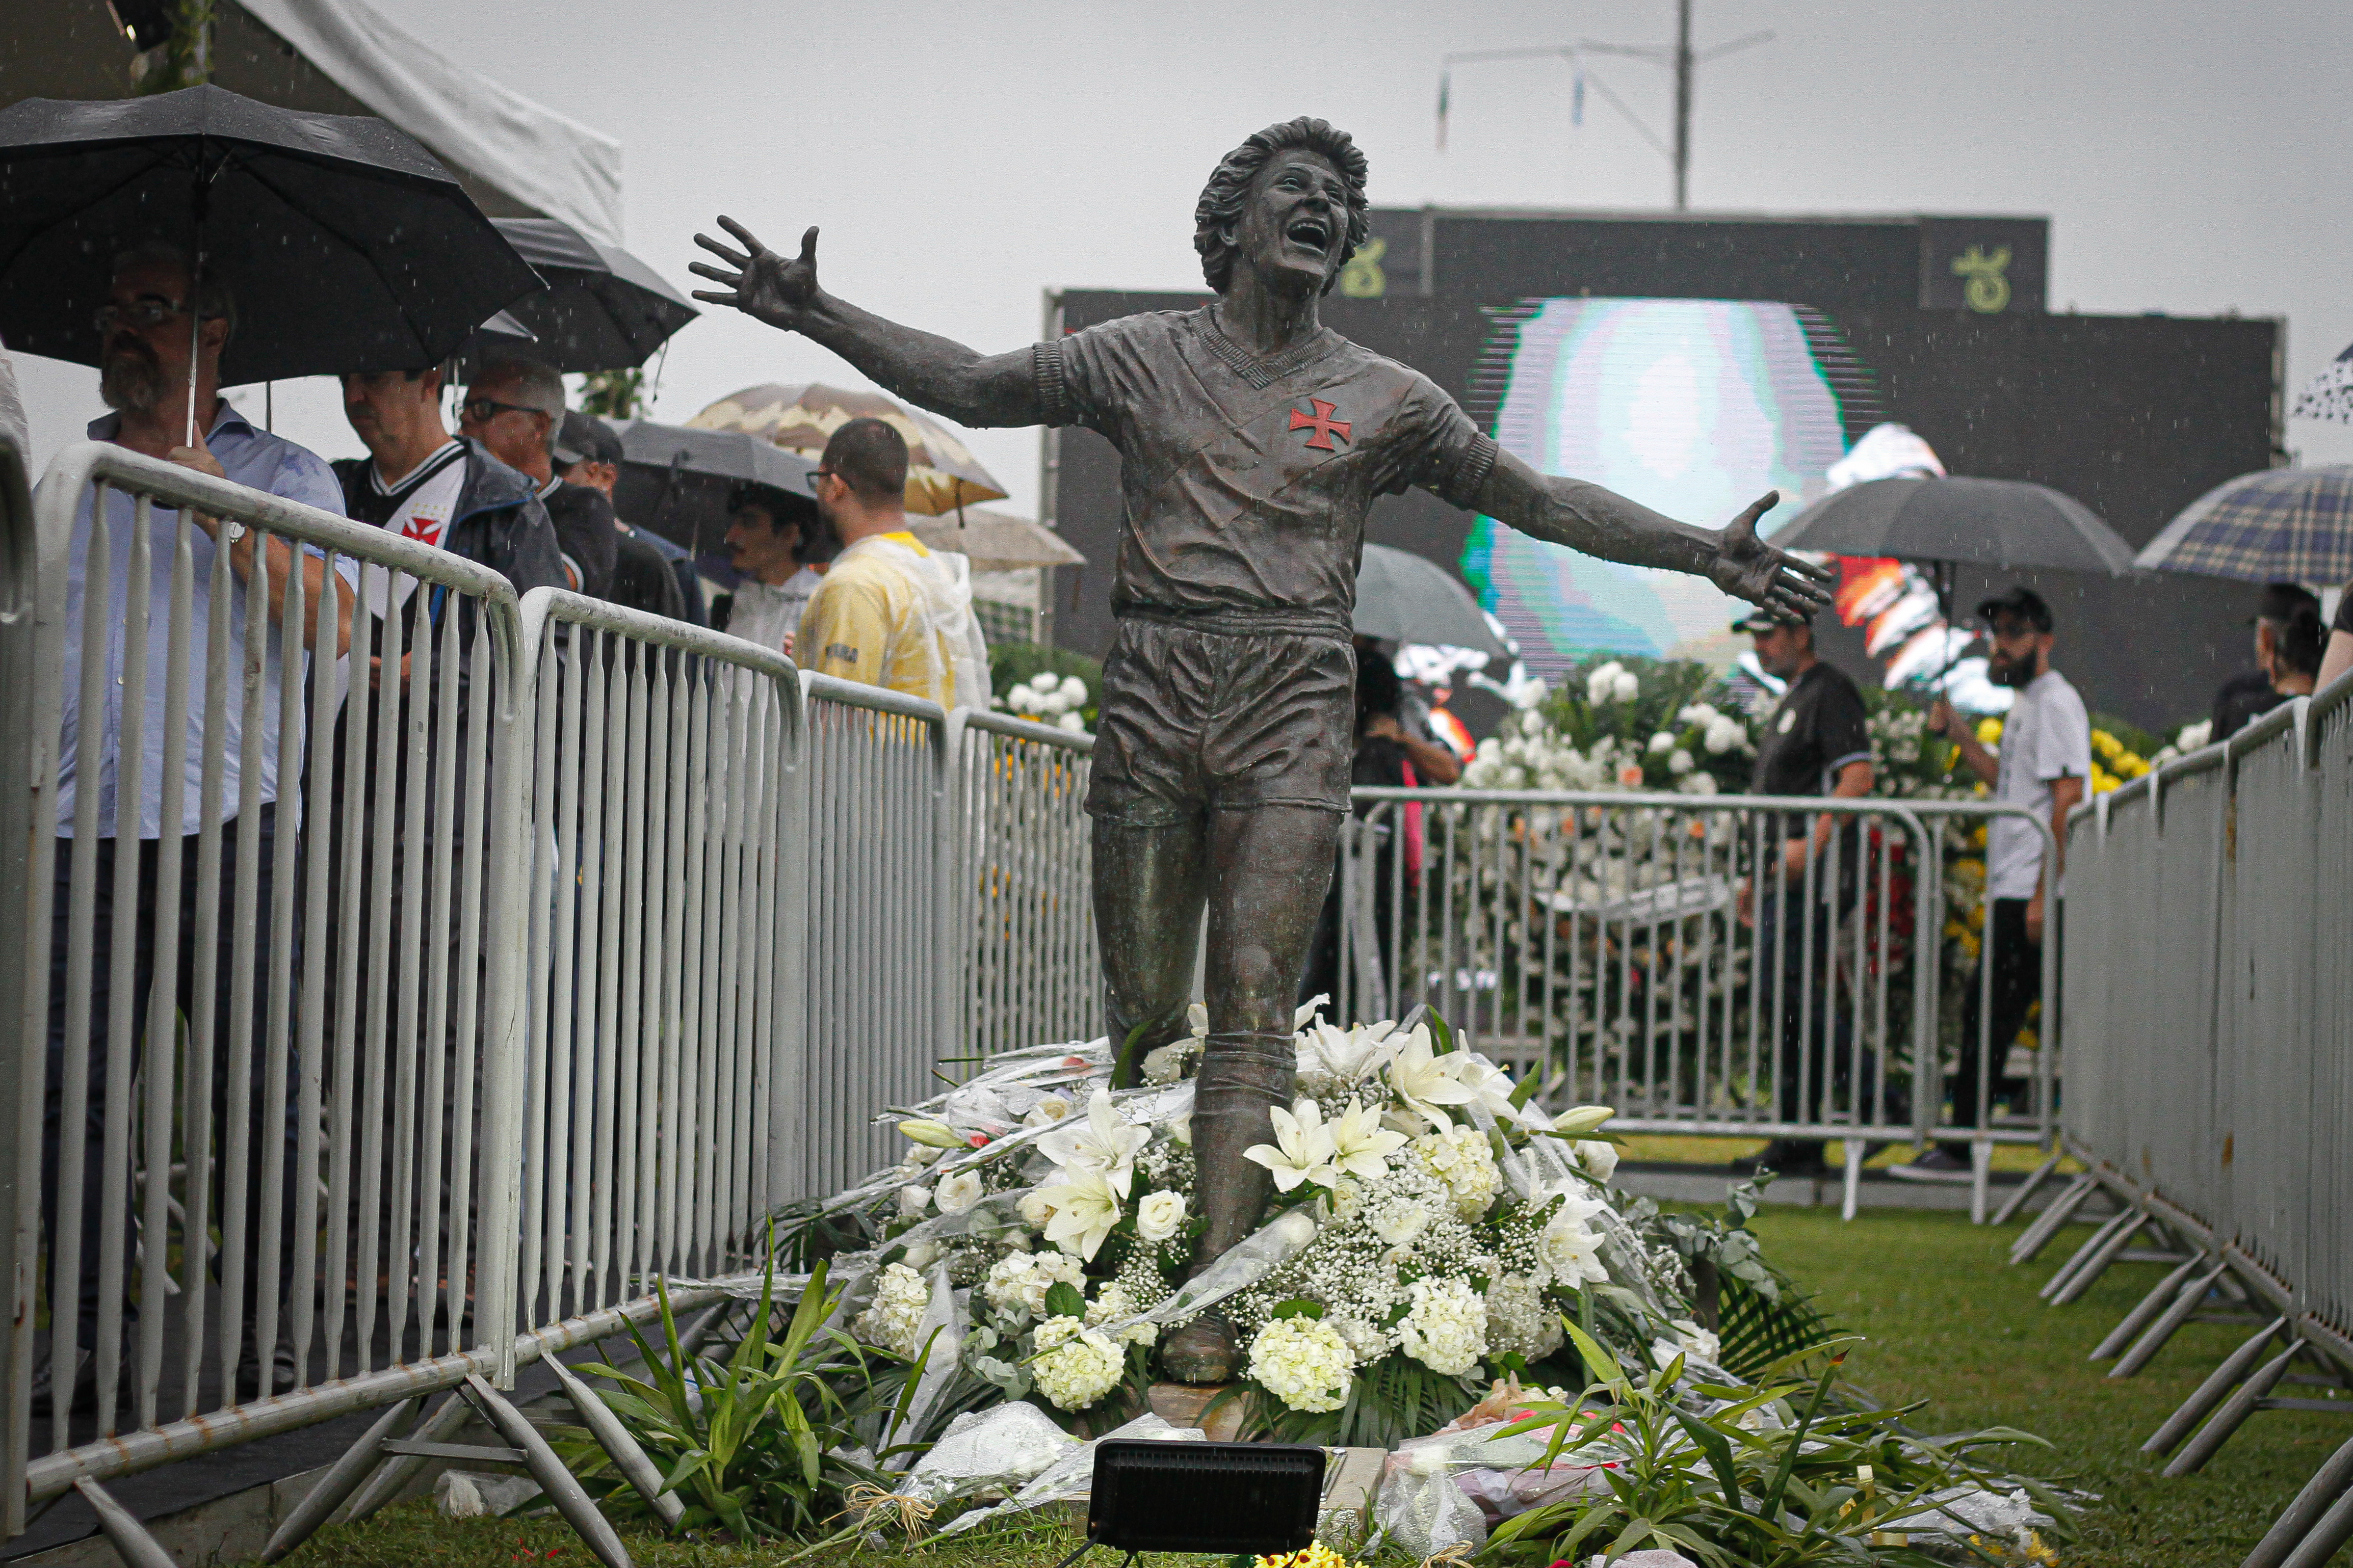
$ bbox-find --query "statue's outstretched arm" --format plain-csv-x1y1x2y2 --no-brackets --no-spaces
692,219,1040,429
1471,448,1834,623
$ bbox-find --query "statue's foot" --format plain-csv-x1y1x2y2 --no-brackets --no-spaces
1161,1314,1240,1384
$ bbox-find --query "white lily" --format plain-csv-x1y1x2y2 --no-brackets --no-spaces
1439,1052,1535,1126
1036,1166,1122,1259
1187,1001,1210,1039
1294,993,1331,1030
1382,1026,1481,1131
1242,1098,1340,1192
1298,1020,1402,1086
1037,1088,1148,1198
1327,1097,1408,1180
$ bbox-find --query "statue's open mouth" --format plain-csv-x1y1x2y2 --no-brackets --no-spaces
1285,216,1330,252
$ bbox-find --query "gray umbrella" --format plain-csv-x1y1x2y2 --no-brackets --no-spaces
1769,476,2137,576
609,418,819,555
1354,543,1512,659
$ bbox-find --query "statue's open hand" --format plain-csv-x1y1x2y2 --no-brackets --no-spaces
1708,491,1835,622
690,218,820,333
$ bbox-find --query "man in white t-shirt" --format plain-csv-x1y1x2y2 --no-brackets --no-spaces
717,481,828,656
1897,585,2088,1178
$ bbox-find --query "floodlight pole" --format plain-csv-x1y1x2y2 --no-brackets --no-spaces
1673,0,1693,209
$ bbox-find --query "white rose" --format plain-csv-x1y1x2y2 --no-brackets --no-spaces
1647,731,1674,754
1668,749,1693,775
1018,1188,1056,1226
900,1240,941,1270
1136,1190,1188,1242
1169,1113,1192,1147
1613,670,1640,701
1025,1096,1073,1128
1704,715,1746,755
897,1185,932,1217
933,1169,983,1215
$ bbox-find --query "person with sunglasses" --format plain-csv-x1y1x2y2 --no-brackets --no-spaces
458,356,617,600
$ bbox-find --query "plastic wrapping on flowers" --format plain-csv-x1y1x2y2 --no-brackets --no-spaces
757,997,1745,1475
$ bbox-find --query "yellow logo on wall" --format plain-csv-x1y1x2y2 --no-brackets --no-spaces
1951,245,2012,313
1339,236,1388,298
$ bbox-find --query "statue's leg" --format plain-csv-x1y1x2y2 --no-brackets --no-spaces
1163,803,1342,1383
1091,817,1208,1088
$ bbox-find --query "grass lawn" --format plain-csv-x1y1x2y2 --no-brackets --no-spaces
277,1207,2346,1567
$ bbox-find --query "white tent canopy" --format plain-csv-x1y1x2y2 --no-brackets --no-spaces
235,0,623,245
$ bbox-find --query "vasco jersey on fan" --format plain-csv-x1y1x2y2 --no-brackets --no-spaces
1034,308,1498,628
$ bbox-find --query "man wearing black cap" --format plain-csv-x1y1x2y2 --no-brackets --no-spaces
1732,608,1874,1178
1899,585,2087,1180
555,410,690,623
2211,581,2324,740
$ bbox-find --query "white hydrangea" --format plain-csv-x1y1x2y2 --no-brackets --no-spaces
1032,1315,1123,1411
1057,712,1086,733
1326,1313,1392,1362
982,1248,1085,1317
1677,770,1720,795
1413,1126,1502,1220
1483,1273,1565,1363
1703,714,1748,755
1399,1276,1488,1376
1247,1315,1355,1413
1087,1282,1160,1346
853,1262,932,1359
1646,731,1675,754
1668,748,1694,776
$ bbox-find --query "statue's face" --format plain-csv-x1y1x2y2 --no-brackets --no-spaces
1233,149,1350,291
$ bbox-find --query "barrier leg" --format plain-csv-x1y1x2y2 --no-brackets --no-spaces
72,1478,175,1568
1991,1150,2064,1226
335,1388,473,1525
1969,1138,1994,1225
2012,1174,2102,1265
2146,1316,2293,1456
2243,1431,2353,1568
2091,1258,2206,1361
2164,1341,2304,1476
463,1374,633,1568
2110,1263,2231,1379
546,1356,686,1528
2277,1487,2353,1568
260,1395,419,1561
1840,1139,1866,1222
2044,1209,2148,1305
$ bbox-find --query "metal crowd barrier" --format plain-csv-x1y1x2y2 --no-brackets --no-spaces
2040,674,2353,1568
946,709,1096,1065
0,446,1103,1541
1339,788,2054,1213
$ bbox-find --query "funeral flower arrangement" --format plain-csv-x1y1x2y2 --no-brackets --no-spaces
809,1001,1748,1448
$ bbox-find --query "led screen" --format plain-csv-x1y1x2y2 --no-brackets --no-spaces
1462,298,1850,677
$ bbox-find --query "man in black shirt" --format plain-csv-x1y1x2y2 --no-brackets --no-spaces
1733,608,1875,1177
555,411,689,623
459,356,618,600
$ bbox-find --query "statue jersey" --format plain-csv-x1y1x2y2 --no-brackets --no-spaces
1035,307,1498,631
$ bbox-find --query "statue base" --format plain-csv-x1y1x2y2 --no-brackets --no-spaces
1146,1380,1255,1441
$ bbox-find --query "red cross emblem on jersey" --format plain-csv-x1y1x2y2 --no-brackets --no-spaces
1289,398,1352,451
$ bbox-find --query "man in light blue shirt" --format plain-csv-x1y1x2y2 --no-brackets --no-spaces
40,243,355,1413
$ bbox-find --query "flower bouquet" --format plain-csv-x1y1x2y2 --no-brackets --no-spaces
798,999,1742,1453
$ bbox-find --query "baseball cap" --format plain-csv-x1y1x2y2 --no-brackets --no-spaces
553,409,623,469
1730,607,1812,634
2250,580,2319,625
1974,584,2053,633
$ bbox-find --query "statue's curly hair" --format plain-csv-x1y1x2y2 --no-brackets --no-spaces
1193,118,1369,297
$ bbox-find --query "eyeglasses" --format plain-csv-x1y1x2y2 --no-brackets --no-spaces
93,296,191,335
459,396,547,424
804,469,836,494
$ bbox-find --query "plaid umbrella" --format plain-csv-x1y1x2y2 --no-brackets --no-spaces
2291,340,2353,423
2135,464,2353,583
686,382,1007,516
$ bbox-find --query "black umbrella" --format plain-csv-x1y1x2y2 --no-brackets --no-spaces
488,217,697,371
1771,474,2135,631
610,418,820,555
0,85,541,387
1355,543,1511,659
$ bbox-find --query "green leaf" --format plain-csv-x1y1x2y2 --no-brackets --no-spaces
1043,1281,1086,1319
1565,1320,1626,1389
1426,1009,1456,1054
1270,1297,1326,1320
1668,1406,1740,1506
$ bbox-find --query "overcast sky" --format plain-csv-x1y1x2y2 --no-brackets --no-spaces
15,0,2353,511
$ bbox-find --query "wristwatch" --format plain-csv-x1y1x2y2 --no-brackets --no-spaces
221,518,246,545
